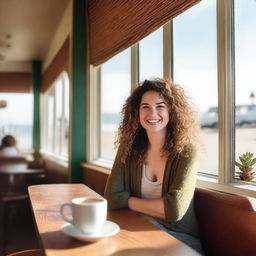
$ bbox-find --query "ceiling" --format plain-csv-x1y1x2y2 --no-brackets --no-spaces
0,0,69,72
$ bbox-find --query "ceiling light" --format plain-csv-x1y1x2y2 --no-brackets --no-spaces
0,33,12,61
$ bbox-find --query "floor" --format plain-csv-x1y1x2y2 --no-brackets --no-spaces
2,199,40,256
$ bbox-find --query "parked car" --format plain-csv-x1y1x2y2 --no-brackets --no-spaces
235,105,256,126
200,107,218,128
200,105,256,128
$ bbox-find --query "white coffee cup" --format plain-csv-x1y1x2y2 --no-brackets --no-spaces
60,197,107,234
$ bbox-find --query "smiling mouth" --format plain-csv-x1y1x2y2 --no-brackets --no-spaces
147,119,160,124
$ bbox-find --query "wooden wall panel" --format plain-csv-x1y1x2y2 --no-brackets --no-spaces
82,163,109,196
0,72,32,93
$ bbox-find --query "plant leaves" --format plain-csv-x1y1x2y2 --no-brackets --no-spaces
235,161,243,168
251,158,256,166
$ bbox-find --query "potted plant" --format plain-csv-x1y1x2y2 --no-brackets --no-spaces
28,149,44,169
235,152,256,181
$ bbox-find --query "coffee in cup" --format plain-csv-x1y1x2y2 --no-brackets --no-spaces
60,197,107,234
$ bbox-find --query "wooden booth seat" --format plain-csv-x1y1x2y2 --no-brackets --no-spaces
195,188,256,256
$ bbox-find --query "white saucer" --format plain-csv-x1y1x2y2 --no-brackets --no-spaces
61,220,120,242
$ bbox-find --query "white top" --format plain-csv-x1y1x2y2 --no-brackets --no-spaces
0,146,19,157
141,164,163,199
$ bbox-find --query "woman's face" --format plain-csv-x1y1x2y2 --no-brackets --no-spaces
139,90,169,135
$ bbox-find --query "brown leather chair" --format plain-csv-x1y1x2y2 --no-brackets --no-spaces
6,249,44,256
195,188,256,256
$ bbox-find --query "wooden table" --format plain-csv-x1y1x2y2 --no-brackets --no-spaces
28,184,201,256
0,169,45,194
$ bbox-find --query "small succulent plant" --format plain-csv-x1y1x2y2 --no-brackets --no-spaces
235,152,256,181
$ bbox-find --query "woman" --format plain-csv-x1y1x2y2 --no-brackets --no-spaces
104,79,203,253
0,135,20,156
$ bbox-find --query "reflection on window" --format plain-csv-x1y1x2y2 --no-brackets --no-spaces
42,72,69,158
0,93,33,152
234,0,256,181
139,28,163,81
173,0,218,175
100,49,131,160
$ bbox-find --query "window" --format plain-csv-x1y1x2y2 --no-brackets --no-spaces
41,72,69,159
89,49,131,165
100,49,131,161
234,0,256,182
90,0,256,196
0,93,33,153
173,0,218,176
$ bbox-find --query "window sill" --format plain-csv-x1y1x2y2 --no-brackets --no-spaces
86,161,256,198
197,175,256,198
81,162,110,175
41,151,69,168
90,158,113,169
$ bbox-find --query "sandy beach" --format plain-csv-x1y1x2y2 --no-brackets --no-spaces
101,127,256,178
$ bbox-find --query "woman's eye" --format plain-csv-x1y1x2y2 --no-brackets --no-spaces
141,106,149,109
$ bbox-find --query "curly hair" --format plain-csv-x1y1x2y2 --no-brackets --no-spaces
116,79,201,163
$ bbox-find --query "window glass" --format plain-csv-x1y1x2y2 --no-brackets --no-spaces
42,72,69,159
139,27,163,81
63,75,69,156
234,0,256,181
100,49,131,160
173,0,218,175
0,93,33,153
47,93,54,152
55,80,63,154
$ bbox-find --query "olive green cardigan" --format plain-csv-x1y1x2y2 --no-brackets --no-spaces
104,144,200,237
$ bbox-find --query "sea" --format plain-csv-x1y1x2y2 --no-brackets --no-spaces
0,113,121,151
101,113,120,131
0,124,32,151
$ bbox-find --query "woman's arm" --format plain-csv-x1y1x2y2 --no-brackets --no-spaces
128,197,165,219
104,149,130,209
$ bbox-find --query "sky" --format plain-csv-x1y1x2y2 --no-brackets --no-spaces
0,93,33,125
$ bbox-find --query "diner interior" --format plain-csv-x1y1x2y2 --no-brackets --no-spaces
0,0,256,255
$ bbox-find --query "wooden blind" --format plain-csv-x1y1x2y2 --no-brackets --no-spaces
0,72,32,93
41,36,70,93
88,0,201,66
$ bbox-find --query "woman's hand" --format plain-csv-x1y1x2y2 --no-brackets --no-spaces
128,196,166,219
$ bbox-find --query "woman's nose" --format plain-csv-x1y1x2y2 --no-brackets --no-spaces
148,107,157,115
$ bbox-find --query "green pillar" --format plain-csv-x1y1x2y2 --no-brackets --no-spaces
32,61,41,155
70,0,87,182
